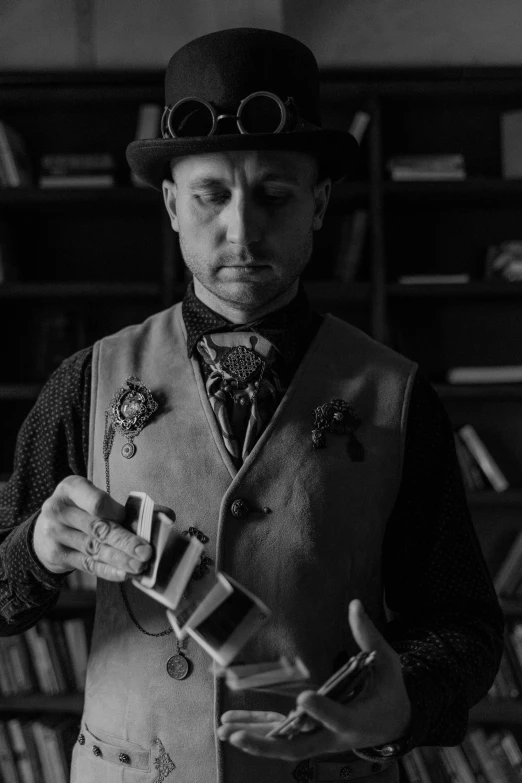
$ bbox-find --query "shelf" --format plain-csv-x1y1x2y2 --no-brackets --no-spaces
0,282,163,300
0,384,42,401
435,384,522,400
500,598,522,617
384,178,522,201
469,699,522,724
0,694,83,714
467,490,522,507
387,282,522,299
304,280,371,304
0,186,163,207
55,590,96,611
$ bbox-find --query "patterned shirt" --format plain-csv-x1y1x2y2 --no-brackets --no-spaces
0,285,504,752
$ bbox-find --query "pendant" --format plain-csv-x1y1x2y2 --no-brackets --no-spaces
166,653,191,680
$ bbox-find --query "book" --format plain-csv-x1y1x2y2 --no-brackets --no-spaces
7,719,36,783
332,209,368,283
454,431,487,493
221,656,310,695
0,635,35,694
39,173,114,188
501,109,522,179
447,365,522,384
62,618,89,691
494,531,522,596
498,730,522,779
39,152,115,189
466,728,511,783
398,273,470,285
439,746,476,783
0,722,21,783
387,153,466,181
0,121,31,187
457,425,509,493
485,241,522,282
348,110,371,145
132,104,162,186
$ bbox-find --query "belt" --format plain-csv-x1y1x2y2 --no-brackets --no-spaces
292,756,395,782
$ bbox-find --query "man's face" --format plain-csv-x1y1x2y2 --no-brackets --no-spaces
163,150,330,316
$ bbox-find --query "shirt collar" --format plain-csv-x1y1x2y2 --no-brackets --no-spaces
182,280,312,364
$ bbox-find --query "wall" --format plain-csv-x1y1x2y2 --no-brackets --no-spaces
2,0,522,69
0,0,281,69
283,0,522,67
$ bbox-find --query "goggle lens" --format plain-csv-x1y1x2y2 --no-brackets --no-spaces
239,94,284,134
169,100,215,137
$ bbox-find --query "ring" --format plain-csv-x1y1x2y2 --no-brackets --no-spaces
84,556,96,574
90,519,110,540
86,537,102,556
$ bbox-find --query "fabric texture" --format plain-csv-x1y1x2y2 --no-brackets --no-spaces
0,289,504,755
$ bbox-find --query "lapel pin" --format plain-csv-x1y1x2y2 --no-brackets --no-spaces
311,398,364,462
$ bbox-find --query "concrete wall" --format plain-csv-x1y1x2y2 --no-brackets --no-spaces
2,0,522,69
283,0,522,67
0,0,281,69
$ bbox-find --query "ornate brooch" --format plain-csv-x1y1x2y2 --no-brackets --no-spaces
311,398,364,462
107,376,158,459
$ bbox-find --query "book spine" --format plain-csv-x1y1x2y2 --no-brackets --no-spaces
440,746,476,783
0,122,21,186
494,532,522,595
458,425,509,493
0,721,21,783
6,719,36,783
467,727,511,783
340,209,368,284
63,618,89,691
39,723,68,783
486,733,519,783
24,627,56,694
498,730,522,778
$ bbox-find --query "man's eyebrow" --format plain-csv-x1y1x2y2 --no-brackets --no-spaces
259,173,300,186
188,176,225,190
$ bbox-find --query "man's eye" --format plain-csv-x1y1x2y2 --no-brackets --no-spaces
196,192,229,205
261,191,290,203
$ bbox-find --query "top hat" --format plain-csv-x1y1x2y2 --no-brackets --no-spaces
126,28,359,190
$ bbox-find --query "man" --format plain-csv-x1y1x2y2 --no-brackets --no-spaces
0,28,503,783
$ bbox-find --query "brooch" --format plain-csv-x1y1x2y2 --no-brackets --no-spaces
105,376,158,460
311,398,364,462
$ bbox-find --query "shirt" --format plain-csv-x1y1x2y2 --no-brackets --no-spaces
0,286,504,753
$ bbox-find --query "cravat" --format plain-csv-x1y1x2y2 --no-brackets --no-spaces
196,332,282,462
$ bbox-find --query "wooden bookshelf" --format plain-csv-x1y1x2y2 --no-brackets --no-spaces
0,694,83,714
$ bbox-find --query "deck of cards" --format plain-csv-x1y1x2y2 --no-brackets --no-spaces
123,492,376,718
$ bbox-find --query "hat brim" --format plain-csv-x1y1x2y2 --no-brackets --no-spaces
126,129,358,190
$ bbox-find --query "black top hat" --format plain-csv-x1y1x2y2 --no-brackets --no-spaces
126,28,359,190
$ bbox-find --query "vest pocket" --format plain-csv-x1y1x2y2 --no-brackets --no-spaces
76,722,151,772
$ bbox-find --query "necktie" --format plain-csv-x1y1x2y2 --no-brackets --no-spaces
196,332,282,462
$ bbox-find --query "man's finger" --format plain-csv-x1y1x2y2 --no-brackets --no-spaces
218,723,276,739
59,476,126,523
55,505,152,563
52,527,148,575
221,711,284,724
348,599,392,658
227,727,336,761
64,547,128,582
296,691,355,734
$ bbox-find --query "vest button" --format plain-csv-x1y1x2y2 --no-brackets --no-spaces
119,752,130,764
77,733,85,745
92,745,102,757
230,498,250,519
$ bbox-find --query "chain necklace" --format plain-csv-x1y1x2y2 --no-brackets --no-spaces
120,583,191,680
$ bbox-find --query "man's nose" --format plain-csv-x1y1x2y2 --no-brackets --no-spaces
225,193,263,245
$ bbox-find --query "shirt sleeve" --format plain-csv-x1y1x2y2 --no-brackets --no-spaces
0,347,92,634
382,370,504,749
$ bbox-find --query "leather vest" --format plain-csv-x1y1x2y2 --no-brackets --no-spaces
70,303,415,783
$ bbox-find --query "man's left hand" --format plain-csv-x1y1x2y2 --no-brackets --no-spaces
217,599,411,761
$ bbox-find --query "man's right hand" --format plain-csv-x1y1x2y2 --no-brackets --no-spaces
32,476,153,582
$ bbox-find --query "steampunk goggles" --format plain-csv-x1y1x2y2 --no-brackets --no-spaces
160,91,313,139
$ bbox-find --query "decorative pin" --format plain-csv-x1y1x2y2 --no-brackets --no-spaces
311,398,364,462
107,376,158,459
152,738,176,783
182,527,213,579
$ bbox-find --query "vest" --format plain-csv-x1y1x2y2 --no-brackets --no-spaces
70,303,416,783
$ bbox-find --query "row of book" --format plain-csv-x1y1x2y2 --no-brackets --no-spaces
400,728,522,783
0,716,77,783
487,622,522,700
454,424,509,494
0,618,89,697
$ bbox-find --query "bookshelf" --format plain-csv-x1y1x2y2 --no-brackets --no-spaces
1,67,522,779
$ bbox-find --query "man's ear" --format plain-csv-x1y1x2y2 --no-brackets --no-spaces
162,178,179,232
312,177,331,231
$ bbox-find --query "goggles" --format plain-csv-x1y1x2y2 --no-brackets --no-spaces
161,91,312,139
